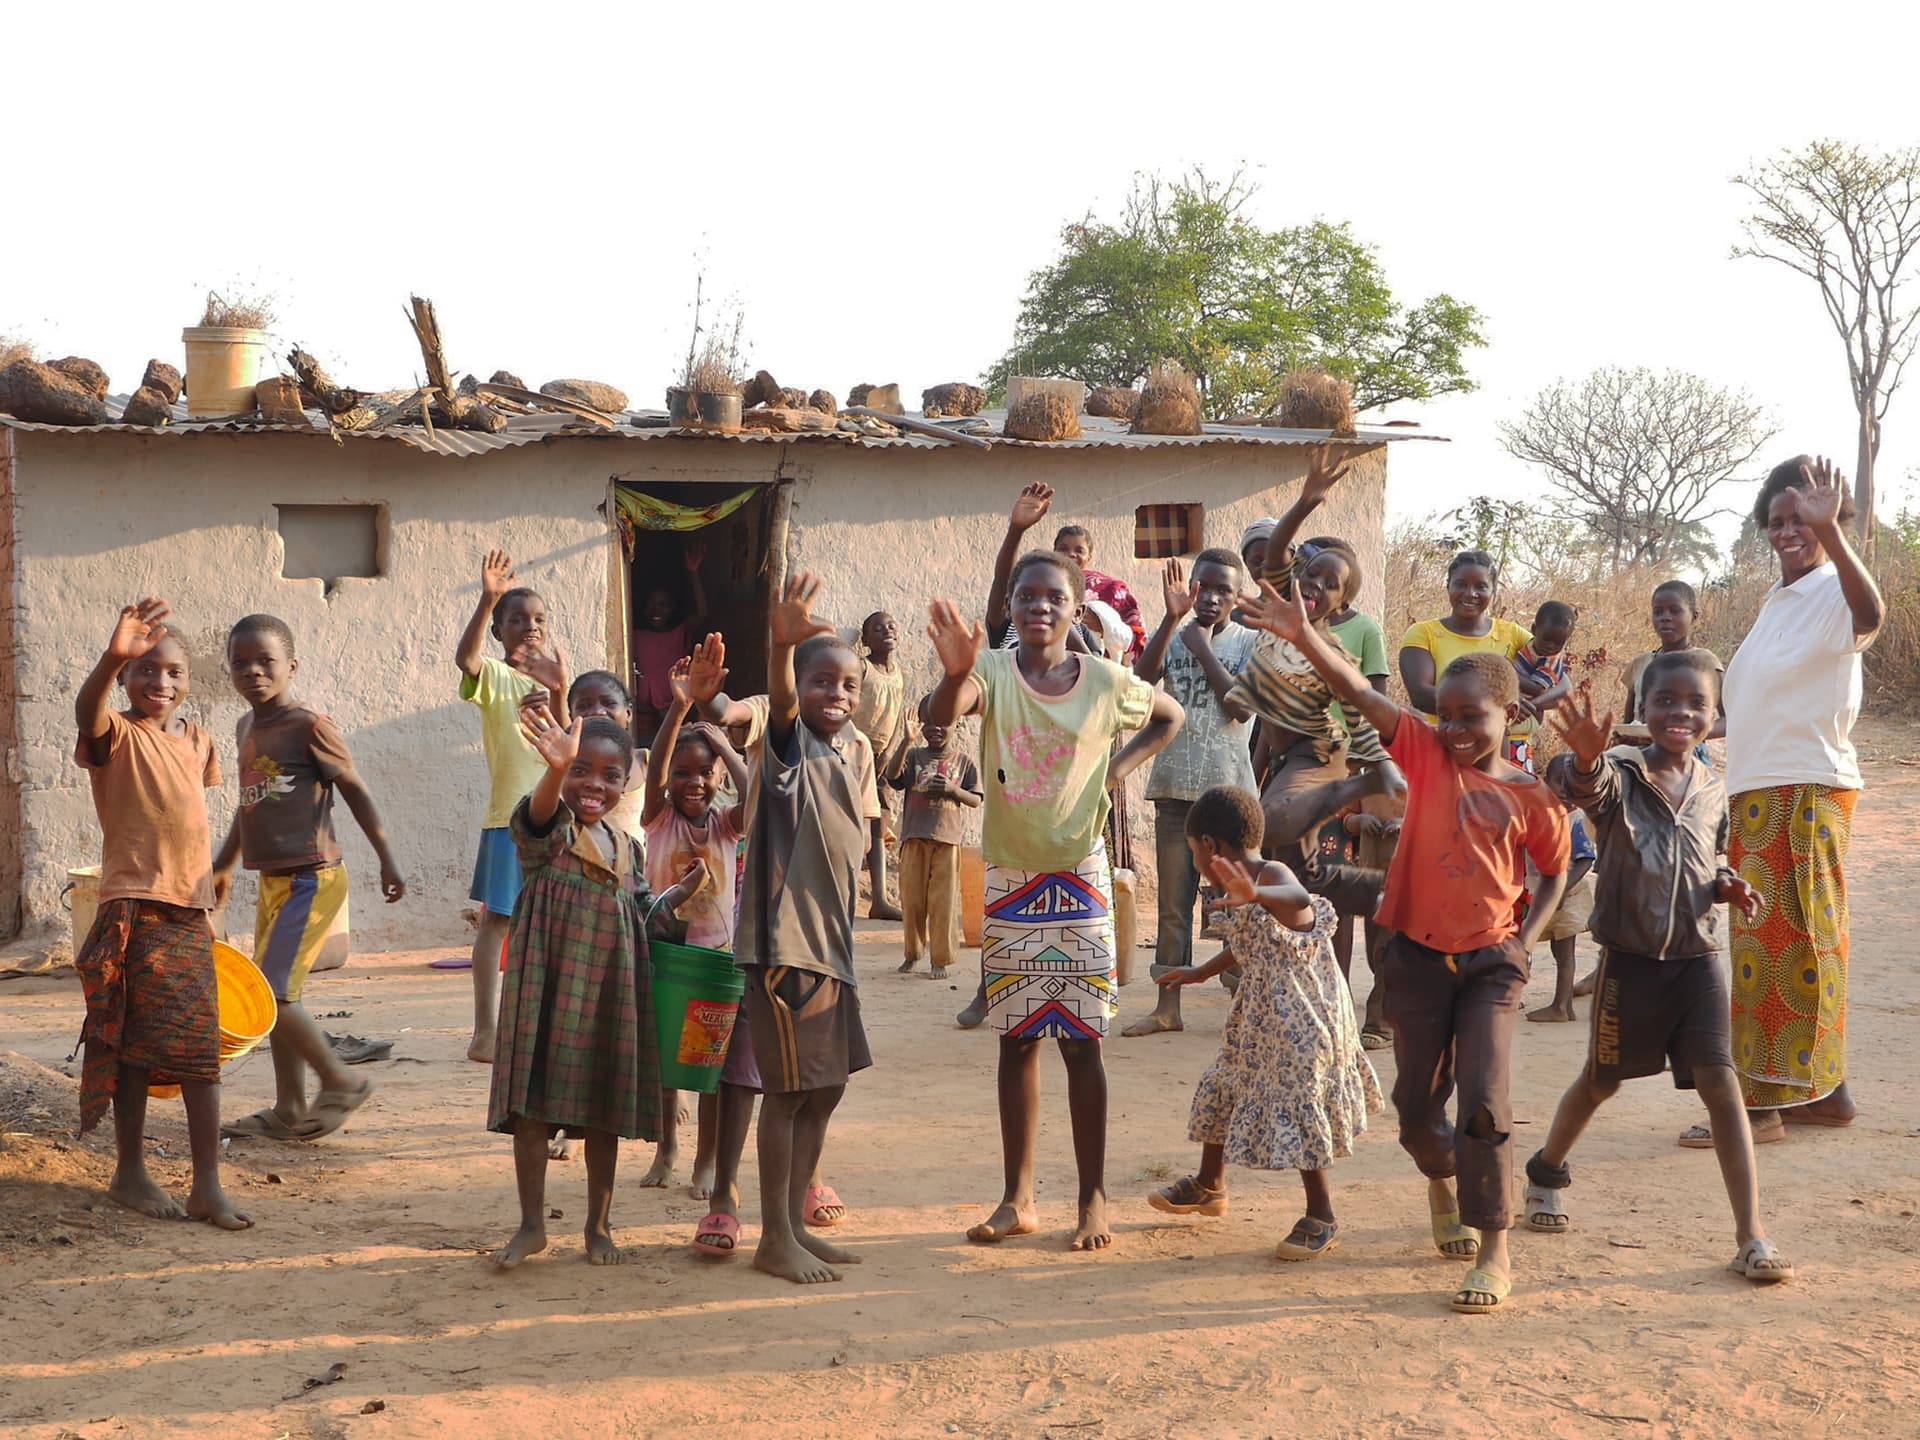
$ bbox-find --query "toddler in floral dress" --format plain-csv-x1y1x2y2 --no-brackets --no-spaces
1147,784,1382,1259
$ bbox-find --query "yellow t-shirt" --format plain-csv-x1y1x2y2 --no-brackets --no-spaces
461,657,549,830
970,649,1153,870
1398,617,1532,736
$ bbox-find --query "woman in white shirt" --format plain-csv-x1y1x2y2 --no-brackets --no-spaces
1684,456,1884,1147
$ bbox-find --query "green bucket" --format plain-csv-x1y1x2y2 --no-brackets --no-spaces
650,940,746,1093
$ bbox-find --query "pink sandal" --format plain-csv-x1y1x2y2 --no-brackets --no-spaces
804,1184,847,1228
693,1212,740,1257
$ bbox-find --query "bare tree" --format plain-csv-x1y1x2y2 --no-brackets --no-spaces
1498,367,1775,569
1734,141,1920,539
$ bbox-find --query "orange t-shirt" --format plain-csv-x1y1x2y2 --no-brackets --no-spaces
1375,709,1568,953
75,711,221,910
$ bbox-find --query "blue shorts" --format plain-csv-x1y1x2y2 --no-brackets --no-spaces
469,828,523,917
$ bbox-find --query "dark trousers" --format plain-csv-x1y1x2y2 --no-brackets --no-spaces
1150,800,1197,977
1378,933,1529,1231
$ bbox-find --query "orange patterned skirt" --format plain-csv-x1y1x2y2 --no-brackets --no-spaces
1728,785,1856,1109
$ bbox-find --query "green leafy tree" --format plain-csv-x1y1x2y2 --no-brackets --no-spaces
987,169,1485,417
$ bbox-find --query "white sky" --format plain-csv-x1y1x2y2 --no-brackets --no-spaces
9,1,1920,538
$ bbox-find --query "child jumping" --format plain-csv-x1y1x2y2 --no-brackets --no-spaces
1146,786,1382,1259
889,716,983,980
211,614,405,1142
489,705,696,1269
927,552,1182,1251
734,574,879,1284
1524,674,1793,1283
456,547,568,1063
852,610,907,921
73,598,249,1229
1245,580,1568,1314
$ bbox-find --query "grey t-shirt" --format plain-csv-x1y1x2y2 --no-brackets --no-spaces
1146,619,1259,803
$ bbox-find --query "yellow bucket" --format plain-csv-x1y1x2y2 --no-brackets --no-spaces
148,941,279,1099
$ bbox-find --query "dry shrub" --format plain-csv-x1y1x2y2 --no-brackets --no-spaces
1087,385,1141,420
0,334,33,369
1277,367,1355,435
688,334,742,395
922,382,986,418
1004,391,1081,441
200,289,276,330
1131,361,1201,436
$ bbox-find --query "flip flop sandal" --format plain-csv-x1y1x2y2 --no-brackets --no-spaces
1451,1267,1512,1314
1431,1210,1480,1260
1727,1236,1794,1284
804,1184,847,1228
1360,1025,1394,1051
220,1107,307,1141
293,1081,373,1140
693,1212,741,1257
1148,1175,1229,1217
1679,1116,1786,1149
1275,1215,1339,1260
1524,1184,1570,1233
326,1033,394,1065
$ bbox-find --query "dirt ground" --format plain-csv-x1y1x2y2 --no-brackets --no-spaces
6,741,1920,1440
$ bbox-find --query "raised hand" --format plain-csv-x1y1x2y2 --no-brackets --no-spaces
1546,688,1614,771
1009,482,1054,532
683,538,708,572
517,641,568,696
1239,579,1310,643
668,656,694,709
1300,443,1355,506
686,633,729,705
1792,456,1848,530
926,598,987,679
771,572,835,649
1207,853,1261,908
1717,872,1764,921
686,720,733,755
107,597,172,661
481,548,515,598
1161,559,1194,624
518,702,581,771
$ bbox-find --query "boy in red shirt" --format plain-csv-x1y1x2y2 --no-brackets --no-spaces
1245,582,1567,1315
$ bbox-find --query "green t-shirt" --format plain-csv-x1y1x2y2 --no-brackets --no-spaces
461,657,549,829
971,649,1153,870
1329,611,1391,735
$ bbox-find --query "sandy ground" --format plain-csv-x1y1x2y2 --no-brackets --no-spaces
6,746,1920,1440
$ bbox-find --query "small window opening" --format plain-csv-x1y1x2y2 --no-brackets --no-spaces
277,504,387,589
1134,502,1203,559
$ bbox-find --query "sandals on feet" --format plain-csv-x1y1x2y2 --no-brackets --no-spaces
1430,1209,1480,1260
804,1184,847,1228
292,1081,373,1140
1360,1024,1393,1051
1679,1114,1786,1149
220,1107,306,1141
1451,1267,1512,1313
1727,1236,1794,1283
1524,1184,1570,1233
1148,1175,1228,1218
693,1212,741,1257
1275,1215,1339,1260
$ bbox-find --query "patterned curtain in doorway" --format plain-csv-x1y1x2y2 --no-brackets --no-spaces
613,485,760,560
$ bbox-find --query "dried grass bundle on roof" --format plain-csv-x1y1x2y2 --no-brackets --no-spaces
688,335,742,396
922,382,985,418
1086,385,1140,420
1276,367,1355,435
0,335,33,370
1131,362,1201,436
1004,391,1081,442
200,289,276,330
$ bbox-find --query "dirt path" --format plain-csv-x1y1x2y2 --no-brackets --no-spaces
5,759,1920,1440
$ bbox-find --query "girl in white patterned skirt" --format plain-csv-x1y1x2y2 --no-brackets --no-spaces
1148,784,1382,1259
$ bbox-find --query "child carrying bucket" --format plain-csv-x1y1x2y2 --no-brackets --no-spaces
488,703,699,1270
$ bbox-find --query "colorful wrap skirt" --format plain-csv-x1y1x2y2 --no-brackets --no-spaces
982,846,1118,1041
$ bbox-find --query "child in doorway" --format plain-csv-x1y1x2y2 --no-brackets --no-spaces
641,661,748,1197
1509,600,1577,770
629,540,707,741
1523,671,1793,1283
889,716,983,979
1244,580,1568,1314
1147,785,1382,1259
489,705,697,1270
926,552,1183,1251
732,574,878,1284
852,610,907,921
1524,753,1597,1024
72,598,249,1229
455,547,568,1063
1123,552,1259,1038
210,614,405,1142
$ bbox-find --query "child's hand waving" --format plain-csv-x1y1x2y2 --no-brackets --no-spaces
683,538,708,572
1300,444,1355,506
668,656,694,709
686,633,730,705
519,702,581,771
1792,456,1848,530
1546,689,1614,771
481,548,515,598
1161,558,1194,625
1207,853,1261,908
517,641,568,696
1238,579,1310,643
771,572,835,648
1009,482,1054,532
107,597,172,661
926,599,986,679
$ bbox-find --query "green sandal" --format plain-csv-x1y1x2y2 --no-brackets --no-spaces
1451,1267,1512,1313
1430,1209,1480,1260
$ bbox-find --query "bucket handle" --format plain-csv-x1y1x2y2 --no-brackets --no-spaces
59,881,75,912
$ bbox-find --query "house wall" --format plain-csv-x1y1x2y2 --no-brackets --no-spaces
6,427,1387,946
0,427,21,937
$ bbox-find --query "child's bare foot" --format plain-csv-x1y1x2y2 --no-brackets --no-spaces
897,957,917,973
1121,1008,1182,1037
956,991,989,1029
1527,1002,1577,1023
752,1236,843,1284
468,1029,496,1064
1070,1196,1113,1251
689,1158,716,1200
869,899,903,922
185,1185,253,1231
491,1223,548,1270
638,1151,676,1188
107,1168,184,1220
584,1226,629,1265
797,1228,863,1265
1571,970,1597,998
930,964,949,980
965,1202,1037,1243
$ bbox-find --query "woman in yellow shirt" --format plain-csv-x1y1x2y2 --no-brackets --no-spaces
1397,549,1531,731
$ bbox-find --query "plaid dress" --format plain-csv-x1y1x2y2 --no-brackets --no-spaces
488,797,661,1140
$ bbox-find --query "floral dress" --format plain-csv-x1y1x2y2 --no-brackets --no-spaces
1188,895,1382,1170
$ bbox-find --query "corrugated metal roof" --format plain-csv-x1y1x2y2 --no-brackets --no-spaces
0,399,1445,457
